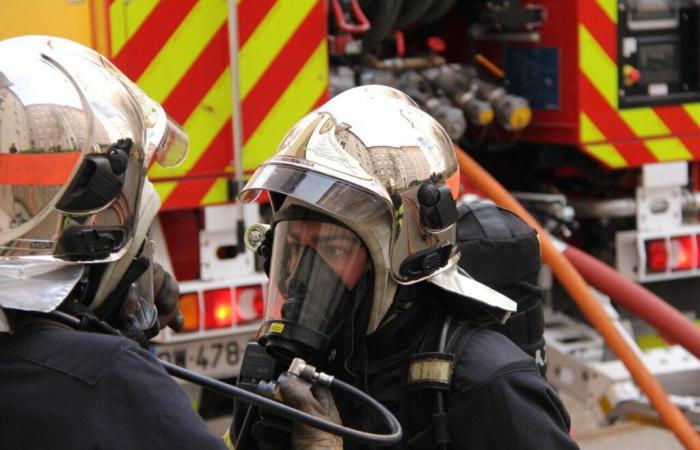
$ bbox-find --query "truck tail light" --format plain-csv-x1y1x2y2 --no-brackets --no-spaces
645,239,667,273
235,286,265,324
204,288,233,329
670,236,694,271
179,293,200,332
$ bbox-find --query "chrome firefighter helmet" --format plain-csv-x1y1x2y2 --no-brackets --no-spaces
0,35,187,318
241,85,515,356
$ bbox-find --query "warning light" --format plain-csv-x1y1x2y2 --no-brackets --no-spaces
179,292,200,332
204,288,233,329
645,239,667,273
670,236,694,271
235,286,265,324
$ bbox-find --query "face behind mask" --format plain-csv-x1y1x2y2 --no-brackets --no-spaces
258,218,372,365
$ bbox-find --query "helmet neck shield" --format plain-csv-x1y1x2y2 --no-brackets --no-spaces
258,219,372,365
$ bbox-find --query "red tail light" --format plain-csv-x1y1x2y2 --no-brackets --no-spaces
670,235,694,271
204,288,233,329
179,293,200,332
235,286,265,324
645,239,667,273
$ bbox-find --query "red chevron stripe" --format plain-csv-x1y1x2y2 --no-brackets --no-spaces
677,135,700,159
162,177,220,210
111,0,197,80
579,1,616,61
580,74,637,141
162,24,229,124
608,140,658,167
239,0,277,44
188,122,234,177
654,105,699,136
314,89,330,108
241,0,326,141
580,74,656,165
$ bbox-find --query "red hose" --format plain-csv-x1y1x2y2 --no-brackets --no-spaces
564,244,700,359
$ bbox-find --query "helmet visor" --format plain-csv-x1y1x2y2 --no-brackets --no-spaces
240,163,390,223
153,114,188,168
265,219,369,338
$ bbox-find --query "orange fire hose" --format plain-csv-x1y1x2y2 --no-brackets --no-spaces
455,145,700,450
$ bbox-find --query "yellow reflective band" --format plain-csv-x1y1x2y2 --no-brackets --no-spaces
152,181,178,204
619,108,670,138
683,103,700,127
149,68,233,179
579,24,617,108
580,112,607,143
643,137,692,161
595,0,618,23
243,41,329,171
109,0,159,57
584,144,627,168
201,177,230,205
137,0,227,103
239,0,317,99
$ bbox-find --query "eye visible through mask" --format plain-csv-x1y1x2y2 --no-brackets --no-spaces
258,219,371,364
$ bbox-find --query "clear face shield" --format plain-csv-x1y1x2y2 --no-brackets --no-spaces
258,219,372,364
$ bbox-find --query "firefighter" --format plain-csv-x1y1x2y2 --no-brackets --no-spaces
237,85,580,449
0,36,340,450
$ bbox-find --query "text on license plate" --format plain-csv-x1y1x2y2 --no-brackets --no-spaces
154,334,254,379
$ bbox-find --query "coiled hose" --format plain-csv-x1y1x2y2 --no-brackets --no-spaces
455,145,700,450
165,362,403,446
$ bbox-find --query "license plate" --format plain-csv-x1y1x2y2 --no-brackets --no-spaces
153,333,254,379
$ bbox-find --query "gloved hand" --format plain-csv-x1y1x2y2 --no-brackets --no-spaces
152,262,183,332
277,374,343,450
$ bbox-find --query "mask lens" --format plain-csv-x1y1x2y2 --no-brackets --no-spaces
264,219,369,341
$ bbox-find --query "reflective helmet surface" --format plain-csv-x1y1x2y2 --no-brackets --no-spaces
241,85,464,332
0,35,186,264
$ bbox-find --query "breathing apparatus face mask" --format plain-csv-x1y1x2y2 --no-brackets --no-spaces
258,219,372,365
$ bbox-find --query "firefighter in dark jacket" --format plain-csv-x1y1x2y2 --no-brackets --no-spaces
237,84,580,449
0,35,339,450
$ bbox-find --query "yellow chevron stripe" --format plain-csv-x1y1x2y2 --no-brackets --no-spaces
152,181,178,204
149,68,233,179
580,112,607,143
201,178,230,205
683,103,700,127
137,0,227,103
584,144,627,168
643,137,693,161
243,40,328,170
239,0,317,99
579,24,617,108
595,0,617,23
580,24,673,140
619,108,670,137
109,0,159,57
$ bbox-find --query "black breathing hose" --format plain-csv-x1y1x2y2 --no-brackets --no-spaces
49,311,403,446
163,360,402,446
